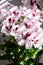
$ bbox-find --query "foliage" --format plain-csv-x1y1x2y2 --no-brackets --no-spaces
0,36,40,65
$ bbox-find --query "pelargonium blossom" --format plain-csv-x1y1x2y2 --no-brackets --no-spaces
1,6,43,50
22,0,41,8
0,0,14,22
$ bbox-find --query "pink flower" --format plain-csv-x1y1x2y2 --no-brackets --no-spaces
31,0,41,4
23,0,41,8
40,11,43,19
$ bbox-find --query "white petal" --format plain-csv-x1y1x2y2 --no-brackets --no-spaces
18,39,25,46
34,44,42,50
25,43,32,49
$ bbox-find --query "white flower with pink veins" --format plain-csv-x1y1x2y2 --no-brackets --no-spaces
1,6,43,50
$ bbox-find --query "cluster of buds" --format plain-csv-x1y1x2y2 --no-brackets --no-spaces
1,0,43,50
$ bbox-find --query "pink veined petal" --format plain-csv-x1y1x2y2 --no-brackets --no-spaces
40,11,43,19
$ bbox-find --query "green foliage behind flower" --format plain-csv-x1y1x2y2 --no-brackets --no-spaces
0,36,40,65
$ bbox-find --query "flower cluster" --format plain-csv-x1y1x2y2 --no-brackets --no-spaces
1,0,43,50
1,6,43,50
